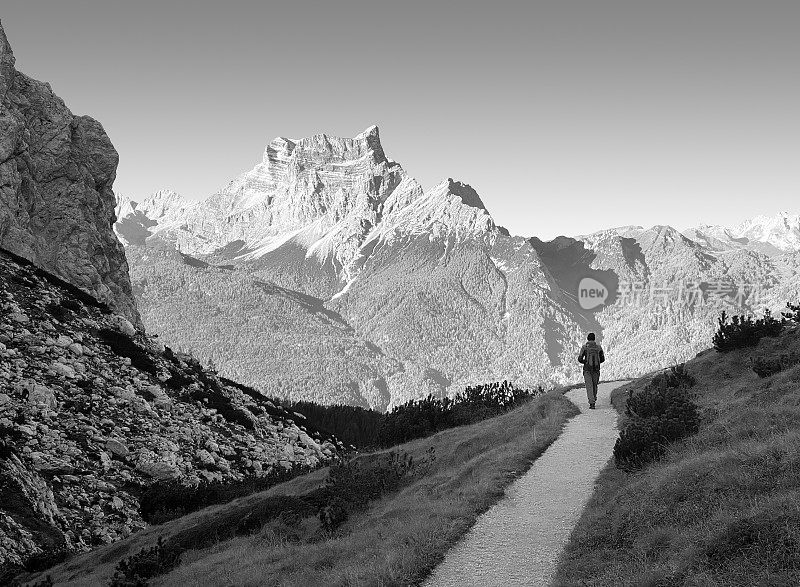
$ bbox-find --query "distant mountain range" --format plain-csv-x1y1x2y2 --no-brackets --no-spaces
115,126,800,408
683,212,800,256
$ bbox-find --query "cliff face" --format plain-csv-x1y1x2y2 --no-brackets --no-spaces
0,20,139,326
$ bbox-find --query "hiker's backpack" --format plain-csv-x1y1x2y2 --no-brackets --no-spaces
585,345,601,370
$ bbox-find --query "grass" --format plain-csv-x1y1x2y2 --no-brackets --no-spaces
28,390,577,586
553,324,800,587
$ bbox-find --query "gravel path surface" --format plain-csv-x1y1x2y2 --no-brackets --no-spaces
424,381,625,587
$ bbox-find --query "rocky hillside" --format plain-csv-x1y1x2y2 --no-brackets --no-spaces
0,20,138,325
0,249,342,578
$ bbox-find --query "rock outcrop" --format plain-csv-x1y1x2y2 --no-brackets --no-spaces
0,250,341,576
0,20,139,325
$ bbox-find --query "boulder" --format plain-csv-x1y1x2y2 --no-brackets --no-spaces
105,439,129,457
196,449,215,467
28,384,56,408
136,461,180,481
111,315,137,337
51,362,76,379
109,386,136,401
10,312,28,323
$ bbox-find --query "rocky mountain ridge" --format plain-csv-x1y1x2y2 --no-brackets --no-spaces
114,126,503,297
0,20,138,325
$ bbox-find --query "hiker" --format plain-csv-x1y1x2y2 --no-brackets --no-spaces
577,332,605,409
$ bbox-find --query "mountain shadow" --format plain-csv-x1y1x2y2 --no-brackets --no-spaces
530,236,621,309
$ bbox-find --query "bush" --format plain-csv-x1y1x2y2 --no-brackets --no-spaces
110,449,428,585
615,364,699,471
646,363,696,393
713,309,785,353
97,328,159,376
279,400,384,448
783,302,800,324
626,365,695,419
209,380,540,450
317,450,421,531
376,381,541,447
752,353,800,378
139,464,316,524
109,537,181,587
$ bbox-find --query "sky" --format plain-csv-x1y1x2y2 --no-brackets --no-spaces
2,1,798,239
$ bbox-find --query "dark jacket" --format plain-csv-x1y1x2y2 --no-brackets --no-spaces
578,341,605,372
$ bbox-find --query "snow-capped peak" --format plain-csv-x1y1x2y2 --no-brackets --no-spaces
684,211,800,254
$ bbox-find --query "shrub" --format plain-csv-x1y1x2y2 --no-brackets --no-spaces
376,381,541,447
109,537,181,587
626,365,695,419
783,302,800,324
115,450,428,584
316,450,421,531
273,400,384,448
139,464,316,524
615,364,699,471
203,380,539,450
713,309,785,352
97,328,159,376
646,363,696,392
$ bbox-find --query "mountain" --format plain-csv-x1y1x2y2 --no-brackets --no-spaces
116,127,800,405
117,126,589,404
683,212,800,256
0,21,138,325
543,225,799,377
0,249,341,577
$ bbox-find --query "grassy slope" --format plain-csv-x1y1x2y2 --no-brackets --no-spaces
554,325,800,587
35,391,577,586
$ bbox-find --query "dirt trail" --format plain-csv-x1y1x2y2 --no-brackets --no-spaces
424,381,625,587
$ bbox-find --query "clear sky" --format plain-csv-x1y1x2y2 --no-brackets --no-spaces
2,1,798,239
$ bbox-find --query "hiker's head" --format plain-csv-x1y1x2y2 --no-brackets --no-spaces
587,332,596,341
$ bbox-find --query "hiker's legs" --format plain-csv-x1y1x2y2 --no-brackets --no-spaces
591,371,600,404
584,370,595,404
